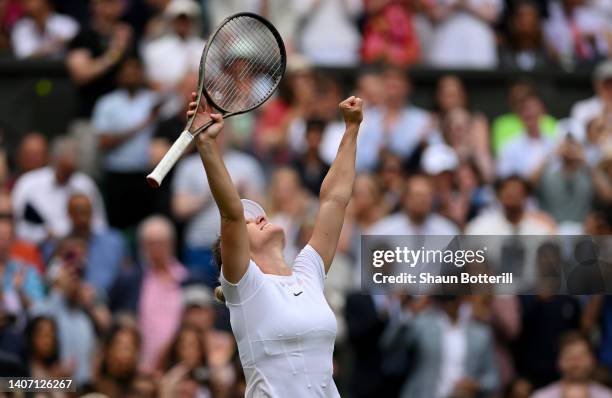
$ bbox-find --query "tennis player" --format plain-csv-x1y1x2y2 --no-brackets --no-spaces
186,92,363,397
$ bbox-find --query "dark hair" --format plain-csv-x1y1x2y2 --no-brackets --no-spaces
99,324,141,380
158,324,208,371
212,237,225,302
26,316,60,367
494,175,532,195
559,331,592,354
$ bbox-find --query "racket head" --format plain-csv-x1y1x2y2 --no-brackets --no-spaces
199,12,286,117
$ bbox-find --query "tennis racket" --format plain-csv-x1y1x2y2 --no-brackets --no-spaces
146,12,286,187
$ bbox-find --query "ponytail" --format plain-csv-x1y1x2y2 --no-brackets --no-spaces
214,286,226,303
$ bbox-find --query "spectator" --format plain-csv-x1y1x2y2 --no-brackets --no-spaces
354,70,385,110
570,60,612,140
426,0,502,68
0,0,21,52
583,115,612,167
466,175,556,234
356,67,430,171
492,82,557,155
12,136,107,245
93,55,159,229
26,316,72,387
135,216,186,372
0,204,44,319
171,132,264,285
66,0,133,117
534,136,594,228
157,324,208,372
291,118,330,196
0,192,44,273
181,285,216,334
13,132,48,182
376,151,405,213
11,0,78,59
544,0,610,69
532,332,612,398
368,174,459,235
593,147,612,206
296,0,362,66
142,0,203,92
497,93,557,179
94,324,142,397
361,0,420,66
381,295,499,398
36,236,106,386
67,193,128,295
500,0,551,71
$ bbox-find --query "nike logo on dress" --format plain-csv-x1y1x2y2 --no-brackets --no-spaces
293,291,303,296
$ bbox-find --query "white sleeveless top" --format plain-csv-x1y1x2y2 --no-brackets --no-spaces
220,245,340,398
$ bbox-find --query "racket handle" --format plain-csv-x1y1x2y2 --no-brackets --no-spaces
146,131,194,188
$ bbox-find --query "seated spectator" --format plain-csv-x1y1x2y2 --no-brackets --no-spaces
534,136,593,228
93,55,160,229
9,132,49,189
439,107,494,182
12,136,107,245
135,216,186,372
354,70,385,110
361,0,420,65
66,0,133,117
381,295,499,398
26,316,72,383
94,324,142,398
500,0,551,71
583,115,612,167
157,324,208,373
292,119,330,196
181,285,216,334
466,175,556,235
0,205,44,319
296,0,362,66
0,192,43,273
497,93,557,179
368,174,459,235
35,236,107,386
11,0,78,59
171,133,264,285
571,60,612,140
592,147,612,206
356,67,430,171
376,152,405,213
142,0,203,92
492,82,557,155
544,0,610,68
426,0,502,68
67,193,128,295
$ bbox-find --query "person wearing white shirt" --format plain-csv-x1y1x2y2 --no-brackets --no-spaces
295,0,362,66
355,68,430,171
143,0,204,91
570,60,612,139
92,56,160,229
12,137,107,244
497,93,556,179
368,174,459,236
427,0,503,69
11,0,79,59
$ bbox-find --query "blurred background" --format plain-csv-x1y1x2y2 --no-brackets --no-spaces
0,0,612,397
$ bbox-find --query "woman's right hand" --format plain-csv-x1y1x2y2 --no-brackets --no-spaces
187,92,224,141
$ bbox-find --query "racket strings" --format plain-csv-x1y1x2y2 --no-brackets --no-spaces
203,15,284,113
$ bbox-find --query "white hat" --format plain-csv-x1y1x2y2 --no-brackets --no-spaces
241,199,267,220
165,0,200,18
183,285,214,307
421,144,459,175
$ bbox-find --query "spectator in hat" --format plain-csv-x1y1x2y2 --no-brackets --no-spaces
12,135,107,245
181,285,216,334
11,0,78,59
142,0,204,92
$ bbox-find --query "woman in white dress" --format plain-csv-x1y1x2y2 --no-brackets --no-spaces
186,92,364,397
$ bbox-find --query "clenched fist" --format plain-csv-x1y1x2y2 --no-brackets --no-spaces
339,96,364,126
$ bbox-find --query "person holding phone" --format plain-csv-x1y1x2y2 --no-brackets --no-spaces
187,92,363,397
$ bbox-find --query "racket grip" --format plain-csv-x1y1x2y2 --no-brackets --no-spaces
146,131,193,188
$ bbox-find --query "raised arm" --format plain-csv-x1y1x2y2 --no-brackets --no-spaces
188,94,249,283
309,96,363,272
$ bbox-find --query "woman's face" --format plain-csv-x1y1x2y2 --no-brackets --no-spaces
246,215,286,254
32,320,56,360
177,329,203,368
437,76,466,112
108,330,139,377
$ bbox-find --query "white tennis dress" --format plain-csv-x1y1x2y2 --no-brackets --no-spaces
220,245,340,398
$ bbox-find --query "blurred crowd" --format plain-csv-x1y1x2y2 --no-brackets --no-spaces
0,0,612,397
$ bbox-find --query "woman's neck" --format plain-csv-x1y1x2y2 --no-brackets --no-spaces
252,249,291,276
